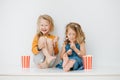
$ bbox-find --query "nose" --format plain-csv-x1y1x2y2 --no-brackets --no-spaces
70,34,73,38
70,35,74,40
41,25,45,29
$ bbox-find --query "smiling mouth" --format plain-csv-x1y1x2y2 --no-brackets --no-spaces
42,30,47,32
41,30,48,34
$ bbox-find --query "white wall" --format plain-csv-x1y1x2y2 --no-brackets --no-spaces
0,0,120,68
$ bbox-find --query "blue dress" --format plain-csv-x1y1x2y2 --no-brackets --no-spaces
56,43,84,70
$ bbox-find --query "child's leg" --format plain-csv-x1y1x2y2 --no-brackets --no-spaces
38,59,48,69
38,37,46,49
63,59,75,72
46,38,54,55
42,48,56,65
62,49,72,67
62,53,69,68
38,37,56,67
44,37,57,67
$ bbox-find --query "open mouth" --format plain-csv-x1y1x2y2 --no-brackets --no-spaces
41,29,48,34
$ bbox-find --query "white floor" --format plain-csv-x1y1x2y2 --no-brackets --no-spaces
0,66,120,80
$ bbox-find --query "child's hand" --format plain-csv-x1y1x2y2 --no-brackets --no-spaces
67,49,72,55
70,41,76,50
53,36,59,47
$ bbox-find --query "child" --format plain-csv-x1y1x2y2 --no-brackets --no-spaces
32,14,59,68
56,22,86,72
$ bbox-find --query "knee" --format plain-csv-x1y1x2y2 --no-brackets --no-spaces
39,37,46,43
47,38,53,44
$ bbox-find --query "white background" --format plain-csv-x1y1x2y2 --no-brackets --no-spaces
0,0,120,69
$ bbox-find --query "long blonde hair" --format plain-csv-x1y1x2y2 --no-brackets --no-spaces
65,22,85,44
36,14,54,37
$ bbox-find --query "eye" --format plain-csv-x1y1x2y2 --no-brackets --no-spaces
73,33,75,36
68,33,71,36
45,25,48,26
40,24,44,26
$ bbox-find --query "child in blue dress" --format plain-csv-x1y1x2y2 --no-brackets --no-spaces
56,22,86,72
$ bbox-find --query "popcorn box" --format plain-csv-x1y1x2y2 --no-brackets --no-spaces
82,55,92,70
21,56,30,68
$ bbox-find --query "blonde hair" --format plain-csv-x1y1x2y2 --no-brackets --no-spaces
36,14,54,37
65,22,85,44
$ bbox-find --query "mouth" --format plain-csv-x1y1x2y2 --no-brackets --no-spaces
69,39,76,42
41,29,48,34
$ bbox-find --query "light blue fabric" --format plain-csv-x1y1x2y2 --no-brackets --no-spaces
34,52,56,68
33,52,45,64
56,43,84,70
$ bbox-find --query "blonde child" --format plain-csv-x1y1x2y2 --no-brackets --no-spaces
56,22,86,72
32,14,59,68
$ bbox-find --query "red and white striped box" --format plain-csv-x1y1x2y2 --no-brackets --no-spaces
21,56,30,68
82,55,92,70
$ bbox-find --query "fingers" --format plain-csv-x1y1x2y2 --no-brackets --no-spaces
67,49,72,55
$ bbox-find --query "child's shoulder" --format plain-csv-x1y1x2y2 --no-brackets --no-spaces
49,34,55,37
33,34,39,39
49,34,58,39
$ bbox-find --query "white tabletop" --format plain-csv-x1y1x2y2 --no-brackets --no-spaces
0,66,120,76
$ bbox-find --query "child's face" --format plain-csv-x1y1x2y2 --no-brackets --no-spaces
67,28,76,42
39,18,51,35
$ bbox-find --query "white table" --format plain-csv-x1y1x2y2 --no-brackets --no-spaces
0,66,120,80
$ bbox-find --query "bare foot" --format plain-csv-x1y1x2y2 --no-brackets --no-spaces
63,67,70,72
47,56,56,65
63,60,75,72
42,48,56,65
38,60,48,69
62,53,69,68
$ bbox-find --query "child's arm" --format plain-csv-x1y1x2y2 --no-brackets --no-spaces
53,36,59,47
32,35,39,54
53,36,59,55
71,42,86,57
60,43,66,59
53,42,59,55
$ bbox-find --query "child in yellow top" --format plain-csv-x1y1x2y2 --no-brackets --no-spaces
32,14,59,68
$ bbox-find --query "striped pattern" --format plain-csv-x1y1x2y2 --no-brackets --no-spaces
82,55,92,70
21,56,30,68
